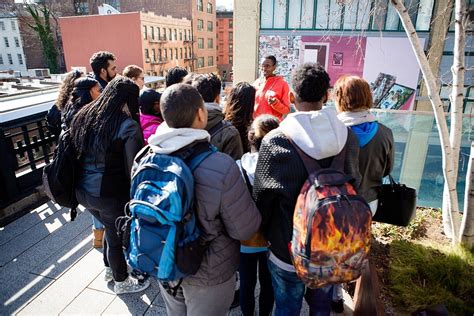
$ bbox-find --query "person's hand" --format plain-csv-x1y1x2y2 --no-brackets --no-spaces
266,90,277,105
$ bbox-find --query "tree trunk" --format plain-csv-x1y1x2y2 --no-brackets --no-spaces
390,0,461,242
460,142,474,249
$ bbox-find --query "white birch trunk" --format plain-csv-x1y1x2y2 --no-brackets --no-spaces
461,142,474,249
390,0,461,242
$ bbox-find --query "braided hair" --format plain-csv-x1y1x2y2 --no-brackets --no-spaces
70,76,139,156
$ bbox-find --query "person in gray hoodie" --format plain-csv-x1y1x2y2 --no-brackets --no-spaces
186,73,244,160
150,83,261,316
253,63,361,316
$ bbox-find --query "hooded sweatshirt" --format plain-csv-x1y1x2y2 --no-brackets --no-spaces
148,123,261,286
205,102,243,160
338,110,394,203
254,76,291,121
253,107,361,268
140,113,163,145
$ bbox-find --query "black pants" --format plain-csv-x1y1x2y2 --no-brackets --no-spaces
76,190,128,282
239,251,274,316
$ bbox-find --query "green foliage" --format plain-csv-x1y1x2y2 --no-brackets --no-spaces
372,207,441,241
389,240,473,315
24,3,58,73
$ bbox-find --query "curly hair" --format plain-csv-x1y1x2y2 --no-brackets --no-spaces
224,82,256,152
166,66,188,87
55,70,82,110
291,63,330,103
248,114,280,152
89,51,115,76
71,76,139,156
187,73,221,103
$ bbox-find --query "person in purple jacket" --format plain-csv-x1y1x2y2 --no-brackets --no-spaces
139,89,163,144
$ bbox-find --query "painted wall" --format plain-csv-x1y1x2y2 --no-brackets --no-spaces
59,13,143,73
301,36,366,85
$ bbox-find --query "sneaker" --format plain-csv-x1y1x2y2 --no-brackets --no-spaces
114,276,150,295
104,267,113,282
230,289,240,309
331,299,344,313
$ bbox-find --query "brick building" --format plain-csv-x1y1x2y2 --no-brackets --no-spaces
59,12,192,76
216,10,233,82
92,0,218,74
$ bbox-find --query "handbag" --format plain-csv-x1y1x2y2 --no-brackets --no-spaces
373,175,417,226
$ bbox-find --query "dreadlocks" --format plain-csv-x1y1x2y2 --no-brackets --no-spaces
71,76,139,157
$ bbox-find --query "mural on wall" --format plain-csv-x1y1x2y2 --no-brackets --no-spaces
258,35,423,110
259,35,302,84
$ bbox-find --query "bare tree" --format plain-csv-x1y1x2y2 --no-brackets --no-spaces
390,0,470,245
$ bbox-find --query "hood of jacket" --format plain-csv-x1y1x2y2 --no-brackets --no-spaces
338,110,379,148
147,122,210,154
279,107,348,160
239,152,259,185
205,102,224,130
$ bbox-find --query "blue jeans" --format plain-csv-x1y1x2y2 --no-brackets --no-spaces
92,214,104,229
267,259,333,316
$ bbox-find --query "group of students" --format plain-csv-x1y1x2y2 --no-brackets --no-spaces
47,51,394,315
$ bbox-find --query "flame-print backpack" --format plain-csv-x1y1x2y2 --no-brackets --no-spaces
289,140,372,289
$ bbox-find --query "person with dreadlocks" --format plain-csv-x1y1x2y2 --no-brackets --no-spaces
71,76,149,295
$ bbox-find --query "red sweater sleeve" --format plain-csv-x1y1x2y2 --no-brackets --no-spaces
270,78,291,115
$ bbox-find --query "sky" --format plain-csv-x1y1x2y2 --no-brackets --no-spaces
216,0,233,10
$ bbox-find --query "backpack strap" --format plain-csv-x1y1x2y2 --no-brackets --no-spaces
241,167,253,194
208,121,226,137
179,141,217,171
286,138,322,174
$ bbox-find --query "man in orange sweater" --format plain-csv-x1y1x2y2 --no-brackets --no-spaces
253,55,291,121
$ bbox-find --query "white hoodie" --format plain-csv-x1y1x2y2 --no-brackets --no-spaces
147,122,210,153
279,107,348,159
236,152,259,185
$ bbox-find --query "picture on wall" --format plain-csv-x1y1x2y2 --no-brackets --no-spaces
377,84,415,110
332,52,343,66
371,72,397,106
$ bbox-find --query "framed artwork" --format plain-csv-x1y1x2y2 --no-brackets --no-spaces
332,52,343,66
378,84,415,110
371,72,397,106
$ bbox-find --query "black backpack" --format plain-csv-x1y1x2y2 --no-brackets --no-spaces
42,129,79,220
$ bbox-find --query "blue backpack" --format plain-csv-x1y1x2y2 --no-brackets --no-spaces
123,142,215,282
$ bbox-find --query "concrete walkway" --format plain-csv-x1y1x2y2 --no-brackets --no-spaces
0,201,354,315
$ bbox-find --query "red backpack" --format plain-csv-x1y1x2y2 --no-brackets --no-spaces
290,141,372,289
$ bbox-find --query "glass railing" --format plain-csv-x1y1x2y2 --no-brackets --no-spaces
373,109,473,210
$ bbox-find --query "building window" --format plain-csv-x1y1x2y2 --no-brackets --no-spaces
174,29,177,40
229,44,233,53
159,49,162,60
157,27,161,40
11,20,16,31
169,28,172,41
143,25,147,39
0,54,3,64
216,44,219,50
207,38,213,48
207,2,213,13
229,32,233,41
197,57,205,68
0,22,4,31
152,49,156,61
180,48,183,59
7,53,13,65
145,49,149,60
216,56,219,62
229,55,233,64
207,21,213,32
180,31,183,41
198,38,204,49
164,49,167,59
229,19,233,28
188,30,192,41
175,48,178,59
14,37,19,47
4,37,9,48
17,53,23,65
208,56,213,66
151,27,155,40
197,19,204,31
163,28,167,40
197,0,203,11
